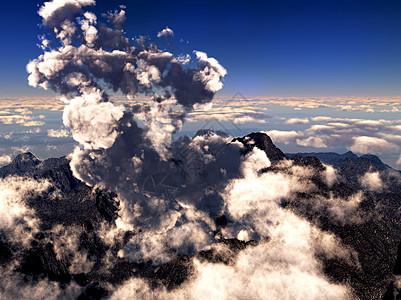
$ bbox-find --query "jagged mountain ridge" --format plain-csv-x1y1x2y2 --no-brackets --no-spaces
1,133,401,299
286,151,394,171
0,152,41,176
287,150,401,193
0,152,82,192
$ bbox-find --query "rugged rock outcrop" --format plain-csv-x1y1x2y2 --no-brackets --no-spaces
233,132,286,162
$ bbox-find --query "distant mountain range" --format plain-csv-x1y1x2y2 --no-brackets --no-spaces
286,151,395,171
1,133,401,299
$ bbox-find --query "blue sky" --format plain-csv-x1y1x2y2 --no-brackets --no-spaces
0,0,400,96
0,0,401,167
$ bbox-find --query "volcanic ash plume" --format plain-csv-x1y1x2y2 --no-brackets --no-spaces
25,0,354,298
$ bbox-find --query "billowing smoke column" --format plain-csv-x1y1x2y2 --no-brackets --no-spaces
26,0,354,298
27,0,228,221
27,0,232,257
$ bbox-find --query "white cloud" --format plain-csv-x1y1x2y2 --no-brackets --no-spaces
324,192,364,224
62,91,125,149
79,12,98,47
22,120,45,127
48,128,70,138
194,51,227,93
38,0,95,26
263,130,303,144
285,117,309,125
323,165,339,187
0,154,12,165
349,136,398,154
189,106,267,125
359,171,383,191
0,177,52,246
176,54,191,64
262,115,401,161
311,116,334,122
157,27,174,38
233,115,266,124
112,229,350,299
0,112,45,127
0,115,32,125
297,137,327,148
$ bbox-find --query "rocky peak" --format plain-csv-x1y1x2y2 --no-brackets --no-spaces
0,152,41,177
343,151,358,160
292,155,325,171
14,152,40,164
232,132,286,162
360,154,391,170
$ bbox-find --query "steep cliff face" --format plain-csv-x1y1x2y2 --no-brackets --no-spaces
1,133,401,299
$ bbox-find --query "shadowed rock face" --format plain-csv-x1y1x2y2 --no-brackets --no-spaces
288,151,401,194
289,191,401,299
0,153,82,192
233,132,286,162
1,132,401,299
278,153,401,299
0,152,41,177
287,151,358,164
287,151,394,171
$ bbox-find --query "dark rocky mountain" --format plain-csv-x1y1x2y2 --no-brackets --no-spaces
0,153,82,192
287,151,393,171
0,152,41,176
359,154,392,170
1,133,401,299
286,151,358,164
233,132,286,162
287,150,401,193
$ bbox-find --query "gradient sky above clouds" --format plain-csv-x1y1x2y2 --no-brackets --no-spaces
0,0,400,168
1,0,401,96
